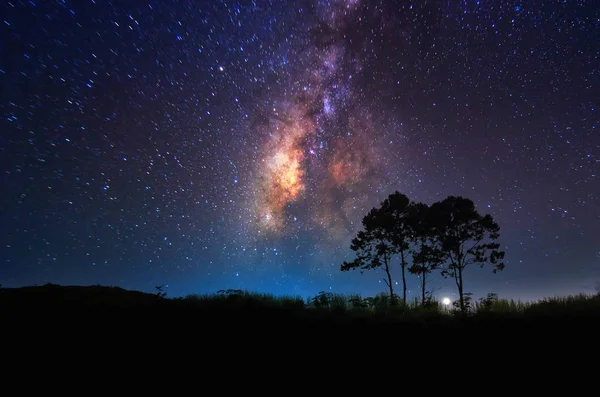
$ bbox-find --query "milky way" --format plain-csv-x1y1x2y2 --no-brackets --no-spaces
1,0,598,300
247,0,391,242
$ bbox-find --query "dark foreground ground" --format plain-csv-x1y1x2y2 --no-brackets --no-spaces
2,284,598,358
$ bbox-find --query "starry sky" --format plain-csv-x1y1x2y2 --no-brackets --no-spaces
1,0,599,301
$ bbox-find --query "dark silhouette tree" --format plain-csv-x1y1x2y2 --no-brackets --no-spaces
406,203,445,306
312,291,334,308
341,206,398,304
348,294,369,309
155,284,167,298
378,192,412,305
452,292,473,313
431,196,505,314
478,292,499,312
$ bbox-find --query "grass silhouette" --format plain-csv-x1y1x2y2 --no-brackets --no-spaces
2,283,599,327
2,283,598,360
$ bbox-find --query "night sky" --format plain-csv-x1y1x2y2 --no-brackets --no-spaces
1,0,598,301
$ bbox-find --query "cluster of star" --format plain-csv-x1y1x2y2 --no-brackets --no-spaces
248,0,387,240
0,0,598,299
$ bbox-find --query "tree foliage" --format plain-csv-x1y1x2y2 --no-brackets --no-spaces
342,193,505,313
431,196,505,313
341,206,398,304
155,284,167,298
406,203,445,305
378,192,412,304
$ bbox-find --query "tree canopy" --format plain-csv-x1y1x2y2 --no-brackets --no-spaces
406,202,445,305
341,193,505,312
341,206,399,303
379,192,412,304
431,196,505,312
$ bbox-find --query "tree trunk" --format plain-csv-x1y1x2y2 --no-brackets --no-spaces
384,264,394,305
384,253,395,305
420,242,426,305
454,249,466,314
421,269,426,306
400,251,407,305
457,266,465,313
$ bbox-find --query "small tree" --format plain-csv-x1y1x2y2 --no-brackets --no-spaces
478,292,499,312
407,203,445,306
311,291,334,308
431,196,505,314
452,292,473,313
341,207,398,304
155,284,167,298
348,294,369,309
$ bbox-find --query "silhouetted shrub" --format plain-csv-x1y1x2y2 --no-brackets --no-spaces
2,284,600,328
